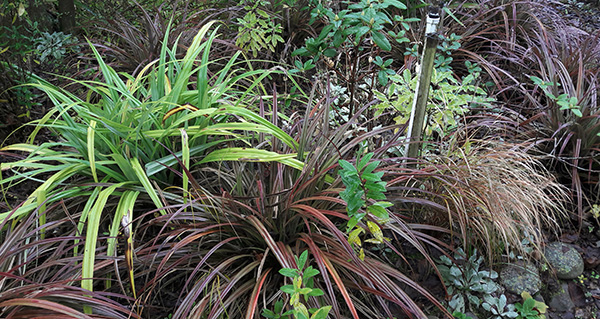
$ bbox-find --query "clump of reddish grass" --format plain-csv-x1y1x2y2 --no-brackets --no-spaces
130,100,452,319
385,139,569,260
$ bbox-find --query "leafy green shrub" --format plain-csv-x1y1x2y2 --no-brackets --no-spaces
373,61,494,151
293,0,418,114
338,152,391,259
438,248,499,313
434,33,462,72
235,0,284,57
0,23,38,117
34,31,79,64
263,250,332,319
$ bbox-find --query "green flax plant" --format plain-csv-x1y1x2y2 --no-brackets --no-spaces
385,139,568,261
132,96,451,318
0,21,305,313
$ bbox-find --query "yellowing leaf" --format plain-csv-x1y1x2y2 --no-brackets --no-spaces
290,293,299,307
293,276,303,289
18,3,25,17
367,220,384,243
348,227,364,247
521,291,548,314
296,303,310,318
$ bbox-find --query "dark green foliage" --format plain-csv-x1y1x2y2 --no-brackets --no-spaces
338,152,390,233
292,0,417,114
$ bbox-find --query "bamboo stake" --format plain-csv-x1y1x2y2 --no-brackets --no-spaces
405,6,441,162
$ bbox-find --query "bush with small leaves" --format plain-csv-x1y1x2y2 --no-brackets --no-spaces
263,251,331,319
438,248,499,313
338,152,391,260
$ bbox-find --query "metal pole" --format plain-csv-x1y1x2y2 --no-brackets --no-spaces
404,6,441,161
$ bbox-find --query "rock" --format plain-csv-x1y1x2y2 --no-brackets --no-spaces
464,312,478,319
548,282,575,312
500,261,542,295
533,292,545,304
544,242,584,279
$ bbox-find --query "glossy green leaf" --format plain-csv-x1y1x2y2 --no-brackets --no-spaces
372,31,391,51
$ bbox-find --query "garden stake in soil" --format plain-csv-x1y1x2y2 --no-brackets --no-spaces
405,4,441,162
